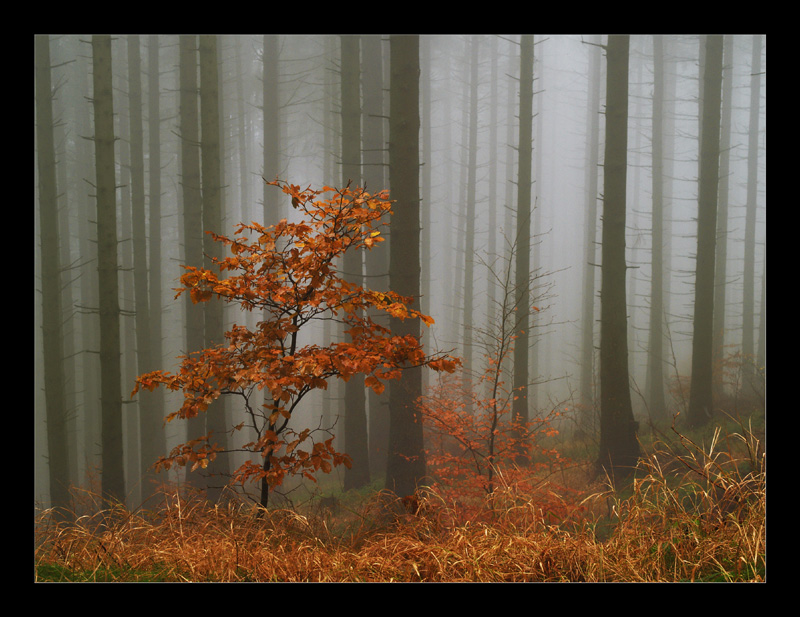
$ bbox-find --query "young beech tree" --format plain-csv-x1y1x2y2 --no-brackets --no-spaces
133,181,458,509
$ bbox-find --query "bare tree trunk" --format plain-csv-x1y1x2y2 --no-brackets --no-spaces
712,35,734,400
340,35,370,490
462,35,480,413
178,36,206,492
647,35,667,423
147,35,167,495
580,35,602,418
92,34,126,505
262,35,282,225
688,35,723,428
741,34,763,396
513,34,534,456
199,34,229,500
36,34,71,515
362,35,390,477
386,35,425,497
598,35,639,476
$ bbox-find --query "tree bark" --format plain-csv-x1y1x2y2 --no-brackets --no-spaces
340,35,370,490
92,34,126,505
386,35,425,497
178,35,206,491
147,35,167,494
580,35,602,417
199,34,229,500
741,34,763,395
647,35,667,423
513,34,534,452
262,35,282,226
361,35,390,477
688,35,723,428
598,35,639,476
462,35,480,413
35,34,72,515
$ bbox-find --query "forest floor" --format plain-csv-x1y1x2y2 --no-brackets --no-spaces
34,414,765,583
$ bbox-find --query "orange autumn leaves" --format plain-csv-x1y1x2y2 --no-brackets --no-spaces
133,180,458,490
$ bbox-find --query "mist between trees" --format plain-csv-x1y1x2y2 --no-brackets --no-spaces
34,34,765,513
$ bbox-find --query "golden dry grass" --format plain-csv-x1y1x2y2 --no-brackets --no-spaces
34,423,765,582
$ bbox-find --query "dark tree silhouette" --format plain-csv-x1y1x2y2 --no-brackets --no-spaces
598,35,639,477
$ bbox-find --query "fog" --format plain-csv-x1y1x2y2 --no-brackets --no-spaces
34,34,766,509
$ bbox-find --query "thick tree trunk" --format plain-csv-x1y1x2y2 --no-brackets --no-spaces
688,35,723,428
386,35,425,497
36,34,72,515
92,34,126,505
598,35,639,477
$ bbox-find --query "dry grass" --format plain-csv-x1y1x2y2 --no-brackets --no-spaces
34,423,765,582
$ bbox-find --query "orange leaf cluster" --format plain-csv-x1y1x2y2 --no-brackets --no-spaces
133,180,458,496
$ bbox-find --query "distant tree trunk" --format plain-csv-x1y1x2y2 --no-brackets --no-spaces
741,34,763,396
262,35,282,225
513,34,534,456
199,34,229,500
127,35,158,505
712,35,734,400
233,36,252,225
688,35,723,428
147,35,167,495
362,34,390,477
462,35,480,413
647,35,668,423
597,35,639,477
485,35,500,372
340,35,370,490
580,35,602,415
35,34,71,515
178,35,206,491
386,35,425,497
420,35,432,393
92,34,126,505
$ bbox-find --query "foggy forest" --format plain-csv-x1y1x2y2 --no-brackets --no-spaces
34,34,765,582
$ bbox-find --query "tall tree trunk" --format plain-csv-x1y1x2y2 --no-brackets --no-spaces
741,34,763,396
146,34,167,498
462,35,480,413
178,35,206,491
420,35,432,392
386,35,425,497
647,35,667,423
199,34,229,501
35,34,71,515
262,35,282,225
340,35,370,490
513,34,534,455
92,34,126,505
362,34,390,477
580,34,602,418
127,35,157,505
712,35,734,400
688,35,723,428
598,35,639,476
